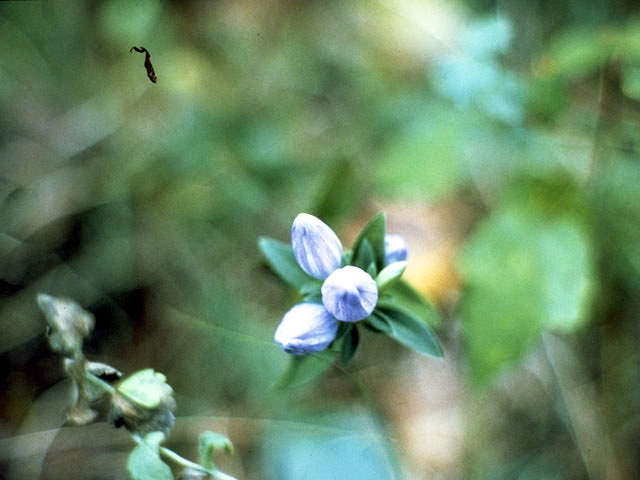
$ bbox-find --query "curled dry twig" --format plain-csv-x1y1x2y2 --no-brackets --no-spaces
130,46,157,83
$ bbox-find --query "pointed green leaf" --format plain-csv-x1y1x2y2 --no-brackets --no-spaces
274,350,336,389
376,261,408,292
351,213,386,271
364,312,393,334
258,237,318,291
352,238,376,272
385,280,440,327
375,304,443,358
199,431,233,470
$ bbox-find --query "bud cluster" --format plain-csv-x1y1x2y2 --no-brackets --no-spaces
273,213,409,355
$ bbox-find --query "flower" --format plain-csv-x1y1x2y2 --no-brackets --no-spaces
384,234,408,265
291,213,343,279
273,213,380,354
321,266,378,322
274,303,339,355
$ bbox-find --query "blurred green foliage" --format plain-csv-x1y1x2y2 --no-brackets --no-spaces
1,0,640,479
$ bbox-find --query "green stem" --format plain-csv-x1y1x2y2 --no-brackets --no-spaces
85,371,116,395
158,446,239,480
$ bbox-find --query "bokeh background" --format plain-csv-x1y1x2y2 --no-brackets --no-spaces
1,0,640,479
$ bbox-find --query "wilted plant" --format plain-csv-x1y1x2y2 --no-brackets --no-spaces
37,294,237,480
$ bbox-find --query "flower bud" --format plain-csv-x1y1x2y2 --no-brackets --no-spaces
321,266,378,322
274,303,338,355
384,234,408,265
291,213,343,280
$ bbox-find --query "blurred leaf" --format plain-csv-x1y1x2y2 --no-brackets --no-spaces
591,158,640,289
376,113,464,200
461,15,512,59
98,0,162,45
540,28,613,79
432,15,524,127
199,431,233,470
621,65,640,101
127,433,172,480
459,200,594,386
351,213,386,272
258,237,318,291
274,351,336,389
313,159,361,225
525,76,568,123
341,325,360,365
373,304,443,358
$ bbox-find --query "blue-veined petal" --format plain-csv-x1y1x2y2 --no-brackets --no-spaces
291,213,343,280
274,303,338,355
384,234,408,265
321,266,378,322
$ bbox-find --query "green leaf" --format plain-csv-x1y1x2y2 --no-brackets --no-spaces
376,110,465,201
341,325,360,365
365,263,377,278
374,304,443,358
459,202,594,386
384,280,440,327
117,369,170,409
127,435,173,480
376,261,407,292
199,431,233,470
274,350,336,389
542,27,613,80
364,312,393,334
352,238,376,273
258,237,318,291
351,213,386,272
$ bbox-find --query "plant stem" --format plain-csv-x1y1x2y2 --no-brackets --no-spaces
85,372,116,395
158,446,239,480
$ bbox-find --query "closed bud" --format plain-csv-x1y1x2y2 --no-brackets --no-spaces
291,213,343,280
274,303,338,355
321,266,378,322
384,234,408,265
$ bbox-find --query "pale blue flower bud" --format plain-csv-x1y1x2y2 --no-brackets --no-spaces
384,234,408,265
291,213,343,280
321,266,378,322
274,303,338,355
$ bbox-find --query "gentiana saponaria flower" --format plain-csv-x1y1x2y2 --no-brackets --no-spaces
274,303,339,355
384,233,408,265
273,213,380,354
263,212,445,368
321,265,378,322
291,213,343,279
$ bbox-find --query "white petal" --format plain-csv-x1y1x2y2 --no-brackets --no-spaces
291,213,343,280
321,266,378,322
274,303,338,355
